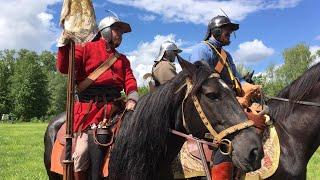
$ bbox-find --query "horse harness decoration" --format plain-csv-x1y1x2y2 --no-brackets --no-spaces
172,73,263,179
175,73,255,152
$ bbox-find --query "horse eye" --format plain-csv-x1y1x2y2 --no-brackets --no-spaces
205,92,220,100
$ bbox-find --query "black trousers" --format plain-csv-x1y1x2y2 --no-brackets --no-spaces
87,133,111,180
213,150,232,165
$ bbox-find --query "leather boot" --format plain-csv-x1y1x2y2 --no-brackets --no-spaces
74,171,87,180
211,162,233,180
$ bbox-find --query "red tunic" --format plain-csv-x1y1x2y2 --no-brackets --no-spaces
57,38,138,132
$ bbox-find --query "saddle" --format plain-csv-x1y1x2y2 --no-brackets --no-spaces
186,140,213,162
50,113,123,176
50,123,74,174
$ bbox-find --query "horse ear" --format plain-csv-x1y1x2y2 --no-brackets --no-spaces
250,70,254,78
177,55,196,77
245,72,250,77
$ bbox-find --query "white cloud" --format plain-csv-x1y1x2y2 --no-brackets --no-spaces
264,0,301,9
0,0,61,52
139,14,157,22
315,35,320,41
310,45,320,66
125,34,184,86
233,39,274,64
106,0,301,25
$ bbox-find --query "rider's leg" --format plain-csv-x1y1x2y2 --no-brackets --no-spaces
88,132,110,180
73,133,89,180
211,150,233,180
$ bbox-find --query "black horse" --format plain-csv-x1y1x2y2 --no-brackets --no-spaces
265,63,320,180
242,63,320,179
44,58,264,179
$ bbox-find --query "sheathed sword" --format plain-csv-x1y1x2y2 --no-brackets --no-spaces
63,40,75,180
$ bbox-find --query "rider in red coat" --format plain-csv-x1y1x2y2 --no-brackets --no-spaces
57,36,138,132
56,16,138,179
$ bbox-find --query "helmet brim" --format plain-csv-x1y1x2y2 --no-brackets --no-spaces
223,23,239,31
112,21,132,33
175,49,183,53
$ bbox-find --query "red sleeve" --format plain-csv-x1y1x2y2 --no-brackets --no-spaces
56,44,84,74
122,55,138,95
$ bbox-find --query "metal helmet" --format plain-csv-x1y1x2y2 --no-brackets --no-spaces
98,16,131,42
155,41,182,62
203,15,239,40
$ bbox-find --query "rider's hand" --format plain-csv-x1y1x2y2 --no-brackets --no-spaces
242,83,262,99
237,83,262,108
125,99,136,111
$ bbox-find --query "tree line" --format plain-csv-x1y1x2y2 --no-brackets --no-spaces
0,43,319,121
0,49,66,121
252,44,320,96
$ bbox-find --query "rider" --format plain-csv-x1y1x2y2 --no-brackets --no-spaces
190,15,261,180
56,15,138,180
151,41,182,87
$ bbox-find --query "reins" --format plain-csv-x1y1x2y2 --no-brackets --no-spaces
171,73,256,180
266,96,320,107
174,73,255,149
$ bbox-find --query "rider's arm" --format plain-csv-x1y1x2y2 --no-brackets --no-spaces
189,43,211,63
56,44,84,74
122,55,139,103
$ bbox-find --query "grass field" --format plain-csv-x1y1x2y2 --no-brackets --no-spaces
0,122,319,179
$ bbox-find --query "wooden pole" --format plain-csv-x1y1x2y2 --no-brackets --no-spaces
63,40,75,180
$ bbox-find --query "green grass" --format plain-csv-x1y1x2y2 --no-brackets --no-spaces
0,123,319,179
0,123,48,180
307,147,320,179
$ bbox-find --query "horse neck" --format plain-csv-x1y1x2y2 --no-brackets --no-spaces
270,91,320,168
108,79,188,179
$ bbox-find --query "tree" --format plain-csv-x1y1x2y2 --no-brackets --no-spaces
9,49,49,120
236,64,252,77
261,44,314,96
39,50,56,72
278,44,312,84
46,72,67,116
0,50,15,115
38,51,67,116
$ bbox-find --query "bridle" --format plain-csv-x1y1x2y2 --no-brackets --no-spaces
174,73,256,154
171,73,258,179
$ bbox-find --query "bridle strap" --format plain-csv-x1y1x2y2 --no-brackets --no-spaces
210,120,254,142
181,79,193,132
185,74,255,143
191,94,218,138
192,93,254,142
266,96,320,107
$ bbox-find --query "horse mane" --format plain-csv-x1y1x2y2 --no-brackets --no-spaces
109,61,211,179
270,62,320,120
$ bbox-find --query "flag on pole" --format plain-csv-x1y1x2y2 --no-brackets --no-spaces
57,0,98,47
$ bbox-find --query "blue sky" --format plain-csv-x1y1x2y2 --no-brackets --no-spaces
0,0,319,86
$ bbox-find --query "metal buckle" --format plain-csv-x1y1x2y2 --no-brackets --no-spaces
219,139,232,155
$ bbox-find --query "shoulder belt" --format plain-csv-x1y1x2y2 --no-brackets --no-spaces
77,52,120,93
202,41,242,93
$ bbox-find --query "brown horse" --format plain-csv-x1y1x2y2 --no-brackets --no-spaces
44,58,264,179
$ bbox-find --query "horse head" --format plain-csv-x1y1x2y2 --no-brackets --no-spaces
177,56,263,172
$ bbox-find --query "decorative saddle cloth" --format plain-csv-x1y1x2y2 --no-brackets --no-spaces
242,125,280,180
172,141,207,179
172,125,280,180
